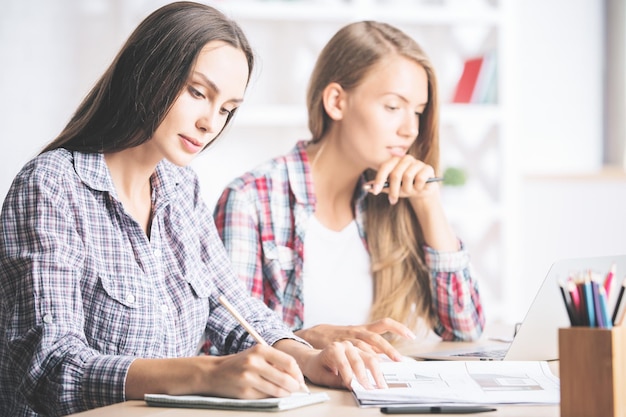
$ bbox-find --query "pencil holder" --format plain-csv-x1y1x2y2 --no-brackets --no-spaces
559,326,626,417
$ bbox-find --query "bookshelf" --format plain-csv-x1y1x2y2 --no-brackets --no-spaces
132,0,519,323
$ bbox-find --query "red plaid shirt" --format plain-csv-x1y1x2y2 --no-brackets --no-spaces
214,140,485,341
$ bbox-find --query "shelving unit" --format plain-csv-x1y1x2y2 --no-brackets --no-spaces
134,0,520,323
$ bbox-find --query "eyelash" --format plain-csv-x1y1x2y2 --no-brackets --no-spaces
188,85,235,116
188,85,205,99
385,105,424,119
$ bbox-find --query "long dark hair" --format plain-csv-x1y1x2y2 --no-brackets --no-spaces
42,1,254,154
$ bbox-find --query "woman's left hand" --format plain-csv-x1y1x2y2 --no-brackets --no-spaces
276,340,387,390
363,155,439,205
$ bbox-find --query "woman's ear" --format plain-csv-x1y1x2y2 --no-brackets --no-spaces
322,82,345,121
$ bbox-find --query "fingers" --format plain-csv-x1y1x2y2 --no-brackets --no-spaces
359,349,388,390
336,342,388,390
354,331,403,362
348,338,379,356
366,318,417,340
364,156,436,204
350,319,415,361
328,341,374,389
258,345,307,394
221,345,305,398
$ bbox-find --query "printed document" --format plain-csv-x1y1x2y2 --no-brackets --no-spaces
351,360,559,407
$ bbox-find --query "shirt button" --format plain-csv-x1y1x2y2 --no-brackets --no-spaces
161,304,168,314
126,294,135,304
154,249,162,257
43,314,53,324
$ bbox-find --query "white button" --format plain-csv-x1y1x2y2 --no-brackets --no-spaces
161,304,168,314
43,314,53,324
154,249,162,257
126,294,135,304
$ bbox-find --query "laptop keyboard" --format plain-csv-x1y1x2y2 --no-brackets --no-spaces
451,349,507,360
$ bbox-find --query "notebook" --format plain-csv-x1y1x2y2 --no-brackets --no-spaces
414,254,626,361
145,391,329,411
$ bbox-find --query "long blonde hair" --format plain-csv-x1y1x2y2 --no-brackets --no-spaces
306,21,440,337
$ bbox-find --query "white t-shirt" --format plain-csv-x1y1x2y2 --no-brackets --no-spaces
302,215,373,329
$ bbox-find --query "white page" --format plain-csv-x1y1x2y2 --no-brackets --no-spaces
351,361,559,407
145,391,329,411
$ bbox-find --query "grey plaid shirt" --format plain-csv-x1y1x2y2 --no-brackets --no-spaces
0,149,297,417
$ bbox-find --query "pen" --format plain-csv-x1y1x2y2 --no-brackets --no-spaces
611,277,626,325
380,405,497,414
558,279,577,326
566,279,581,325
363,176,444,191
217,294,311,394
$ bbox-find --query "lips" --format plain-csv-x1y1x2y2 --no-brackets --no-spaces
180,134,204,152
388,146,408,157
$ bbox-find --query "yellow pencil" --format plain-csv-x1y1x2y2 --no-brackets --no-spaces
217,295,310,394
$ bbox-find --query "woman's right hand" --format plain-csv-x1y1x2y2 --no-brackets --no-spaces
204,344,306,398
126,344,306,400
295,318,416,362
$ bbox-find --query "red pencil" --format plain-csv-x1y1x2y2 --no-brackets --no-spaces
604,263,616,297
566,279,582,325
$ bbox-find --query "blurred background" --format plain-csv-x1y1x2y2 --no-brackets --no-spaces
1,0,624,326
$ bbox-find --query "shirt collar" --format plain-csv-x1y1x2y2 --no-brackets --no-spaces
73,151,179,205
287,141,316,207
73,152,116,195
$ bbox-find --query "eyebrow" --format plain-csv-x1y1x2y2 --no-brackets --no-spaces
193,71,244,104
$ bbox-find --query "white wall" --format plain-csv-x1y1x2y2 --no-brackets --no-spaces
512,0,605,175
0,0,129,199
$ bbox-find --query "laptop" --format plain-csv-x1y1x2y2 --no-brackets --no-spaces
414,254,626,361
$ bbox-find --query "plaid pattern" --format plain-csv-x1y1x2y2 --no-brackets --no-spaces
214,140,484,341
0,150,296,417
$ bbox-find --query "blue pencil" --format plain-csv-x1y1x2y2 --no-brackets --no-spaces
598,287,612,329
583,277,596,327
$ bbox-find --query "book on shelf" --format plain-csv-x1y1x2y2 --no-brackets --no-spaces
452,51,497,105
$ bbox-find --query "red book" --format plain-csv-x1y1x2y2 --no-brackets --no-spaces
452,56,484,103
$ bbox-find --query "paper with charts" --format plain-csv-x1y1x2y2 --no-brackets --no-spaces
351,360,559,407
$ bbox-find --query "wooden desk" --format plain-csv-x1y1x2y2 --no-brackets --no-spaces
70,333,560,417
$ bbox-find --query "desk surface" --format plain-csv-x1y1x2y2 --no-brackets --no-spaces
70,325,560,417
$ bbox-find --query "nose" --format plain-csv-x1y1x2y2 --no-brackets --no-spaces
399,110,419,139
196,105,221,134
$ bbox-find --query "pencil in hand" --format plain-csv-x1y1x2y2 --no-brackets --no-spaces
363,176,444,191
217,295,310,394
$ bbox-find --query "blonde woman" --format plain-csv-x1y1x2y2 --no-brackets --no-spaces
213,21,485,359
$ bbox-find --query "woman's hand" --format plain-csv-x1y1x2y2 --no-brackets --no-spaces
295,318,415,362
275,339,387,390
126,344,307,400
363,154,459,250
205,344,307,398
364,155,439,205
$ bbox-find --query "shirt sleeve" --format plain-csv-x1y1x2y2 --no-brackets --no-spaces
426,242,485,341
0,166,135,415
